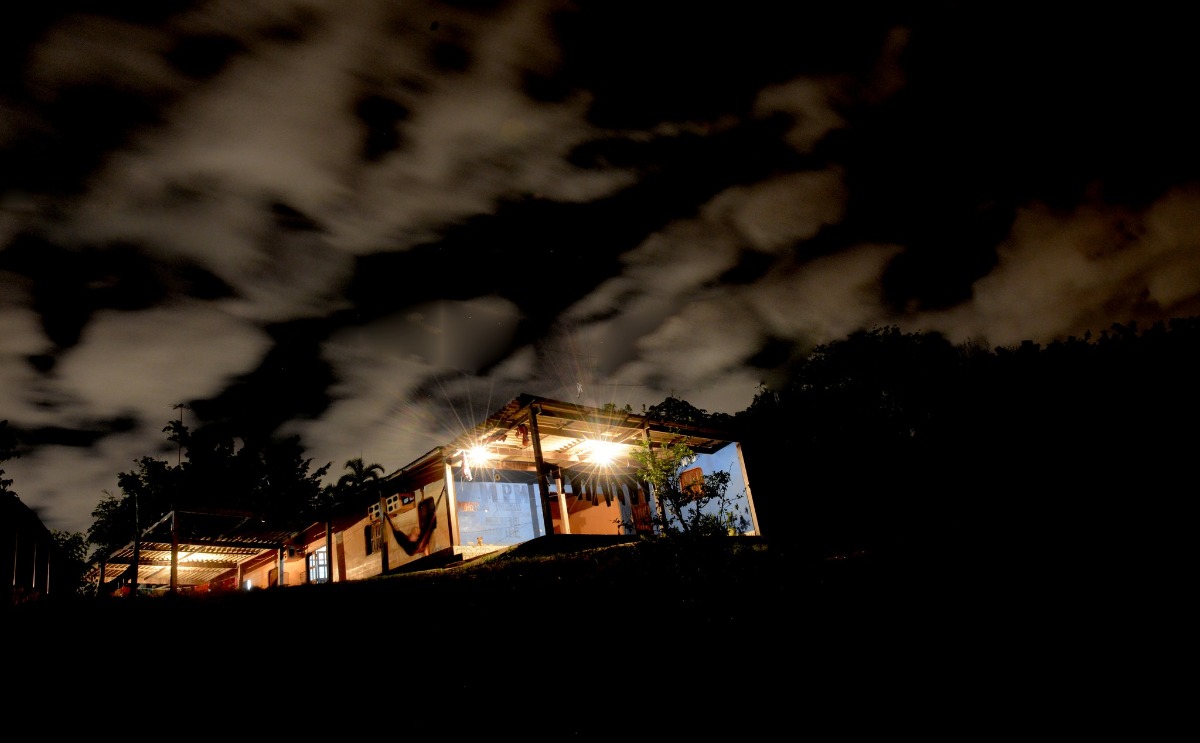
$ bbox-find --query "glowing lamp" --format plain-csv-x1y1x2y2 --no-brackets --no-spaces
465,445,495,467
587,439,622,465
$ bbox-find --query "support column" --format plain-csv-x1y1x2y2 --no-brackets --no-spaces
444,458,461,547
170,508,178,595
325,521,334,583
378,494,390,576
130,492,140,600
528,405,555,537
642,426,667,534
555,468,570,534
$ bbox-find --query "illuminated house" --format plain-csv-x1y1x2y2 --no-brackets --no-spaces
86,394,760,594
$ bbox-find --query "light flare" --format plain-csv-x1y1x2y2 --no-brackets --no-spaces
586,439,623,466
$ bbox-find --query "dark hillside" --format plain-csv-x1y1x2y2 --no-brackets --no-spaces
8,534,1178,735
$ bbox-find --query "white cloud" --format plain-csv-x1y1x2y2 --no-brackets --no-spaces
5,432,169,534
919,188,1200,347
705,168,847,253
55,303,270,422
608,295,766,413
293,296,526,478
754,77,847,154
0,304,50,418
749,243,902,344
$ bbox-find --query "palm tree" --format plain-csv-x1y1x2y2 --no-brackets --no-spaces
336,457,386,500
313,458,386,584
337,457,388,573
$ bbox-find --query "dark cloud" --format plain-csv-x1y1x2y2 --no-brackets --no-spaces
0,235,235,352
354,94,410,162
12,415,139,451
553,1,905,127
190,317,340,440
164,34,247,80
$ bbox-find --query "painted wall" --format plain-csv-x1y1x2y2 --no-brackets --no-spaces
552,496,628,536
238,478,454,588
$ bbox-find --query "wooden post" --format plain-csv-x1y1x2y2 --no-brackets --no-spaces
555,468,570,534
444,457,461,548
169,508,178,595
130,530,140,601
130,491,140,600
642,426,667,534
528,405,555,536
324,520,334,583
378,493,390,575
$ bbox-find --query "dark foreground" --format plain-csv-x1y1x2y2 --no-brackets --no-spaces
5,535,1185,736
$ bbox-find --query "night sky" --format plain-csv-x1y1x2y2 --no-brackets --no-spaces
3,2,1198,534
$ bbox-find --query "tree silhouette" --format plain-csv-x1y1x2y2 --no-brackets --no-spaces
730,317,1200,591
87,420,332,559
335,457,386,504
0,419,18,494
50,529,88,597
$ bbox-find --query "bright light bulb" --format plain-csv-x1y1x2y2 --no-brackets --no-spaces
588,439,622,465
466,445,494,466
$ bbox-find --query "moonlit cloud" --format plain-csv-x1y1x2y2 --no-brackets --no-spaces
707,169,848,253
752,244,904,344
56,304,271,419
921,186,1200,348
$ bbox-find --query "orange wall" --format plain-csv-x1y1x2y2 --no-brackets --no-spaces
553,496,631,536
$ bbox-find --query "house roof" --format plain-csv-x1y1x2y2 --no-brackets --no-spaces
436,393,736,476
84,507,315,591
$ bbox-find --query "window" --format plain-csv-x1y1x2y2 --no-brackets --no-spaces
307,546,328,584
364,522,383,555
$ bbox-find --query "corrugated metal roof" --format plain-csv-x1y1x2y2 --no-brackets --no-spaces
84,507,312,591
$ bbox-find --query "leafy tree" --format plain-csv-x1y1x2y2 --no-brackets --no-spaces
86,420,333,559
164,421,330,524
0,419,18,494
734,326,965,559
85,457,177,561
312,482,341,520
629,437,748,538
644,396,734,428
50,529,89,597
87,486,144,561
252,435,331,523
